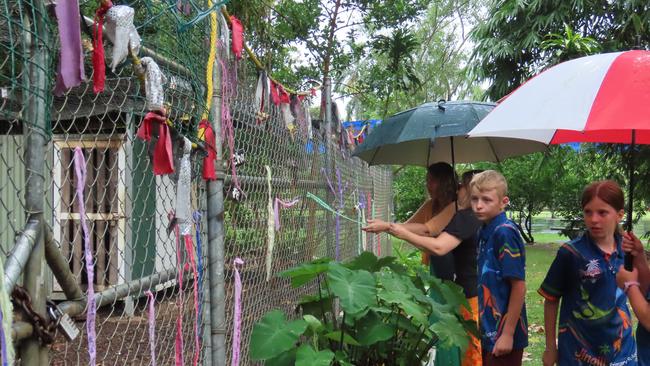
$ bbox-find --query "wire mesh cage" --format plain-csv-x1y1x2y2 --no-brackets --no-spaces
0,1,393,365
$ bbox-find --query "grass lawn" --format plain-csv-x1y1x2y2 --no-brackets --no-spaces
524,242,559,364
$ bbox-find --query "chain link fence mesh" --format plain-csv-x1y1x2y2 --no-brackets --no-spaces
1,1,393,365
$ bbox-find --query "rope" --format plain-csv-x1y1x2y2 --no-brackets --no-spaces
202,0,218,120
305,192,362,224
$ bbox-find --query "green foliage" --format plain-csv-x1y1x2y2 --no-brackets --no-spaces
391,239,426,276
392,166,428,222
541,24,601,63
250,253,471,365
470,0,650,101
346,0,487,119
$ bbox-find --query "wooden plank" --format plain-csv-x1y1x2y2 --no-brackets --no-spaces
108,147,119,214
56,212,124,221
95,147,108,289
54,140,123,150
108,220,119,285
61,148,71,213
60,219,71,265
72,220,83,285
95,221,107,289
85,148,96,215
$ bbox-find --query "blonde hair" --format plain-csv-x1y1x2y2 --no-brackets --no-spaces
469,170,508,198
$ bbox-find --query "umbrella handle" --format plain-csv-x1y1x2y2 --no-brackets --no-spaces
625,254,634,271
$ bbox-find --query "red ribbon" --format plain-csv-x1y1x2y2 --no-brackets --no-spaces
270,80,280,106
230,16,244,60
199,119,217,180
136,112,175,175
92,1,112,94
278,84,290,104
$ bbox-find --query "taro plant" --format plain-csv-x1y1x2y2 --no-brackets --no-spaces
249,252,474,365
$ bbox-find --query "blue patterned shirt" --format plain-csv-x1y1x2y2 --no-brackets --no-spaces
477,212,528,352
538,233,637,365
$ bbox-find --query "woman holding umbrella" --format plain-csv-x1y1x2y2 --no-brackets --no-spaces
385,167,484,366
363,162,458,281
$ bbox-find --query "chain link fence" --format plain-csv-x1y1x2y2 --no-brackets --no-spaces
0,1,393,365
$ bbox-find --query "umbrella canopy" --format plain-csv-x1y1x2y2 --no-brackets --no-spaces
469,50,650,144
353,100,545,166
468,50,650,269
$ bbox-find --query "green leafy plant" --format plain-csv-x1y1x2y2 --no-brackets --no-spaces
249,252,472,365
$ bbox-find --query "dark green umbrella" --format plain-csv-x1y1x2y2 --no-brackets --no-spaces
353,100,546,166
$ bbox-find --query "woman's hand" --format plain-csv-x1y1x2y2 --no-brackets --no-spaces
623,232,646,258
362,219,390,233
387,223,410,240
617,265,639,289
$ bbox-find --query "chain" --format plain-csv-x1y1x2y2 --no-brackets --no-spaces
12,285,57,345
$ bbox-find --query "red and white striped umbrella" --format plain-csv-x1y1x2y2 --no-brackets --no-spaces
469,50,650,144
469,50,650,268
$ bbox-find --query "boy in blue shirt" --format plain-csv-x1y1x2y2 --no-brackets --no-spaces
470,170,528,366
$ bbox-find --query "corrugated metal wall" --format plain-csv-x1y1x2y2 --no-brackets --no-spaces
0,135,25,257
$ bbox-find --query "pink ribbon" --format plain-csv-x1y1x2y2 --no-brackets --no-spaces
183,235,200,366
144,291,157,366
170,212,184,366
231,258,244,366
218,54,243,195
274,198,300,231
73,147,96,365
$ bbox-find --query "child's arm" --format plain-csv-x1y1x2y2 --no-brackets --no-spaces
542,299,559,366
626,285,650,330
388,223,461,256
493,278,526,356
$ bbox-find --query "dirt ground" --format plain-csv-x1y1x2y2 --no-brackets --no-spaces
48,295,205,365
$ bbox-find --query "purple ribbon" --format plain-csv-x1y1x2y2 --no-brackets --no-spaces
231,258,244,366
274,198,300,231
144,291,157,366
322,168,347,260
54,0,85,96
74,147,96,365
0,306,7,366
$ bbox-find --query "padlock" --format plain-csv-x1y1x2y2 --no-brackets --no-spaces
48,304,80,341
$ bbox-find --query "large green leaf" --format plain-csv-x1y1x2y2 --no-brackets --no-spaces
377,271,410,294
249,310,308,360
377,289,428,325
355,311,394,345
327,263,377,314
298,294,333,318
334,351,354,366
345,252,397,272
303,314,324,333
279,258,332,288
295,345,335,366
325,331,361,346
265,349,296,366
430,314,470,353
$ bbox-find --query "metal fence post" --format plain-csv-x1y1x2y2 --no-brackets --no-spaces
20,0,49,363
207,19,226,365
